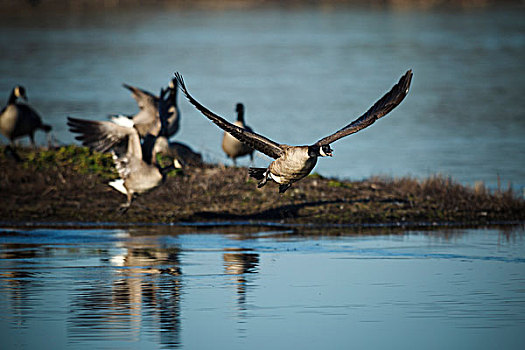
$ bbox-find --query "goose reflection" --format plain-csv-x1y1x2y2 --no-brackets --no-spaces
223,248,259,309
69,240,183,348
0,241,48,326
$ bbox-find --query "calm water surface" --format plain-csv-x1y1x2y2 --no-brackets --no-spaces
0,6,524,189
0,226,524,349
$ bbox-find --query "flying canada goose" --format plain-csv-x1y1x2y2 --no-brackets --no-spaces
111,78,180,139
222,103,254,165
67,89,176,210
0,85,52,148
174,70,412,193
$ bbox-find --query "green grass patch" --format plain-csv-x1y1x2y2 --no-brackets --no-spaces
22,145,117,179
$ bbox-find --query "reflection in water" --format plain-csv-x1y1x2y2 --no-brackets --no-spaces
0,229,184,349
223,249,259,337
70,240,183,347
0,243,46,329
0,226,524,349
224,249,259,306
68,275,182,348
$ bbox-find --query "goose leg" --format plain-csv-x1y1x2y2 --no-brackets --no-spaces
279,183,291,193
4,145,22,162
46,132,53,148
29,133,36,148
119,202,130,214
118,192,134,214
257,170,270,188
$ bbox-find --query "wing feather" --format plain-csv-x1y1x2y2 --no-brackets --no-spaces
315,69,413,146
122,84,158,110
174,73,284,159
67,116,142,159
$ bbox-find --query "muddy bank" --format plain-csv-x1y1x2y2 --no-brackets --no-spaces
0,146,524,227
1,0,523,16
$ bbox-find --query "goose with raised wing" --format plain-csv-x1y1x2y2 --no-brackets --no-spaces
68,89,176,210
174,70,412,193
111,78,181,139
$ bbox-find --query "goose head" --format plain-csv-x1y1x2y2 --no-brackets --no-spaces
308,144,333,158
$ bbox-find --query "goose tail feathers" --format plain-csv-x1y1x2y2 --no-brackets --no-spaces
248,167,266,180
41,124,52,132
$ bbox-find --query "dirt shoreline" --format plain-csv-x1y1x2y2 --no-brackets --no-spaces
1,146,524,228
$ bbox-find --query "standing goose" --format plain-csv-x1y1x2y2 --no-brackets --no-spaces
0,86,52,147
222,103,254,165
68,89,176,211
174,70,412,193
111,78,181,139
153,136,203,168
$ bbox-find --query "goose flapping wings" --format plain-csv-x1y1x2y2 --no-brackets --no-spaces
67,116,143,161
315,69,412,146
174,69,412,157
118,79,180,138
123,83,159,110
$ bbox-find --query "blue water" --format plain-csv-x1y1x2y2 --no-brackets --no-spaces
1,226,524,349
1,6,524,189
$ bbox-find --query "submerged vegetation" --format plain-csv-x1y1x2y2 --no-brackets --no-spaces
1,145,524,227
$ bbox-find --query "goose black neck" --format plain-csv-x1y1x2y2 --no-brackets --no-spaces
7,89,17,105
236,103,245,123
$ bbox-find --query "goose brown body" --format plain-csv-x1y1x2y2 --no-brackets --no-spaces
0,86,52,146
268,146,317,185
67,88,176,210
222,103,254,165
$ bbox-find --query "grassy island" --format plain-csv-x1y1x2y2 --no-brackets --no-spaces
1,145,524,228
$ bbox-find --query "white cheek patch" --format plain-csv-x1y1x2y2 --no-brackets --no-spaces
320,148,330,157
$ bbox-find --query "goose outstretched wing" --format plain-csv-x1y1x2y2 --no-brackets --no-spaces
174,72,284,159
67,116,142,159
315,69,412,146
122,83,158,110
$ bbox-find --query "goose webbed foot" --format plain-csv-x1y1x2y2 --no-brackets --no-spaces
248,167,269,188
118,202,131,214
279,183,292,193
257,175,268,188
